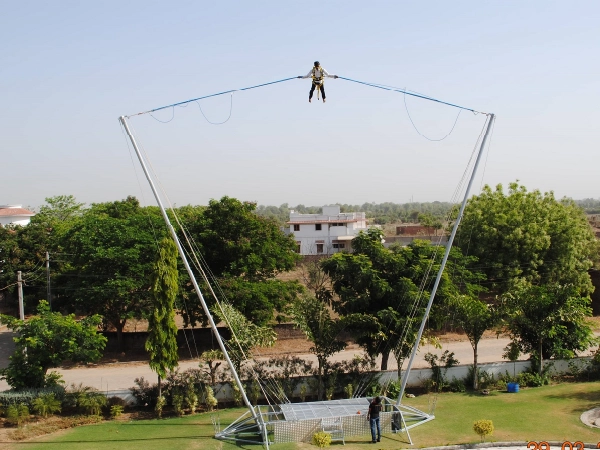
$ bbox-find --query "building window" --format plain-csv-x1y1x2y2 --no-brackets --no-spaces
295,241,301,253
293,224,300,231
332,243,346,249
315,224,322,231
316,243,324,254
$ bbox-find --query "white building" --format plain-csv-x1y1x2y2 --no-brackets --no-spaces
0,205,35,226
287,205,368,255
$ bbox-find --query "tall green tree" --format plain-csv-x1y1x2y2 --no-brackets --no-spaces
211,302,277,374
191,196,299,281
0,195,85,311
290,294,347,400
322,229,482,372
58,197,167,349
146,237,180,398
0,300,106,389
499,280,595,375
180,196,301,326
451,295,500,389
455,182,597,294
36,195,86,226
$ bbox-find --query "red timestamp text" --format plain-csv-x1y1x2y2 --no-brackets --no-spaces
527,442,596,450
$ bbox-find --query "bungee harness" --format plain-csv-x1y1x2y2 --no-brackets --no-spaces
312,67,325,100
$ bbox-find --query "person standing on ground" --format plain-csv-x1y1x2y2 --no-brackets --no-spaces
297,61,338,103
366,396,382,443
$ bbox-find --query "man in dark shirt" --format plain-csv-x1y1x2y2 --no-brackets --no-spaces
366,396,382,443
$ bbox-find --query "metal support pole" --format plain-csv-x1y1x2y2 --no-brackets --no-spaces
397,114,495,404
119,116,258,420
46,252,51,310
17,271,24,320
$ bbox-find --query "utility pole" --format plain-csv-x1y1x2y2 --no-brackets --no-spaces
17,271,24,320
46,252,51,310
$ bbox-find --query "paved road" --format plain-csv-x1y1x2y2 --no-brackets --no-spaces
0,329,517,391
0,328,596,392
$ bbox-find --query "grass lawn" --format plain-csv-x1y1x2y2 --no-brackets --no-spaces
6,382,600,449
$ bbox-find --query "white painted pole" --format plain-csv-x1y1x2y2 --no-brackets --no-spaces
119,116,258,419
397,114,495,404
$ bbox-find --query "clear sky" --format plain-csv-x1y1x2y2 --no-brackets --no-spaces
2,1,599,210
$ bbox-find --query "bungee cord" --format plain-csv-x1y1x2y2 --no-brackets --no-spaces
127,76,298,118
195,92,234,125
404,95,462,141
337,76,485,114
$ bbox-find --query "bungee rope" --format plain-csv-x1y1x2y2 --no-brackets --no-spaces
337,76,486,114
127,76,298,117
129,74,488,119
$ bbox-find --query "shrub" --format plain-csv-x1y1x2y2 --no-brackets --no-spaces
268,355,314,398
325,386,335,401
299,384,307,402
185,384,198,414
424,351,459,392
0,386,65,410
518,371,548,387
381,380,401,398
32,393,61,418
204,386,218,411
130,377,159,408
312,431,332,448
473,419,494,442
248,379,261,405
449,377,466,393
231,384,243,406
6,404,30,427
106,396,128,409
172,393,184,416
478,371,496,389
110,404,124,418
78,392,107,416
344,383,353,399
155,395,166,418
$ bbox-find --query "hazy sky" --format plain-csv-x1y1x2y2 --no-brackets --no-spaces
2,1,599,211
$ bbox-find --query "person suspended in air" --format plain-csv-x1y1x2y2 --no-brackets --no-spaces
297,61,338,103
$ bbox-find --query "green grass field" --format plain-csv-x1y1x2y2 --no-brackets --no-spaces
7,382,600,449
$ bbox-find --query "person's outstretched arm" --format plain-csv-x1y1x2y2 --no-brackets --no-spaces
298,69,313,79
322,68,338,79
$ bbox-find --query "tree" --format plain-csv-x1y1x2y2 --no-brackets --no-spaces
500,280,596,375
451,295,499,389
179,196,301,326
290,294,347,400
455,182,598,294
0,300,106,389
146,237,180,398
322,229,482,373
211,302,276,374
190,196,299,281
211,277,302,326
0,196,86,312
36,195,85,225
57,197,168,349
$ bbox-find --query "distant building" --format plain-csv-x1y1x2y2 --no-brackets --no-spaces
588,215,600,239
0,205,35,226
287,205,368,255
396,224,437,236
